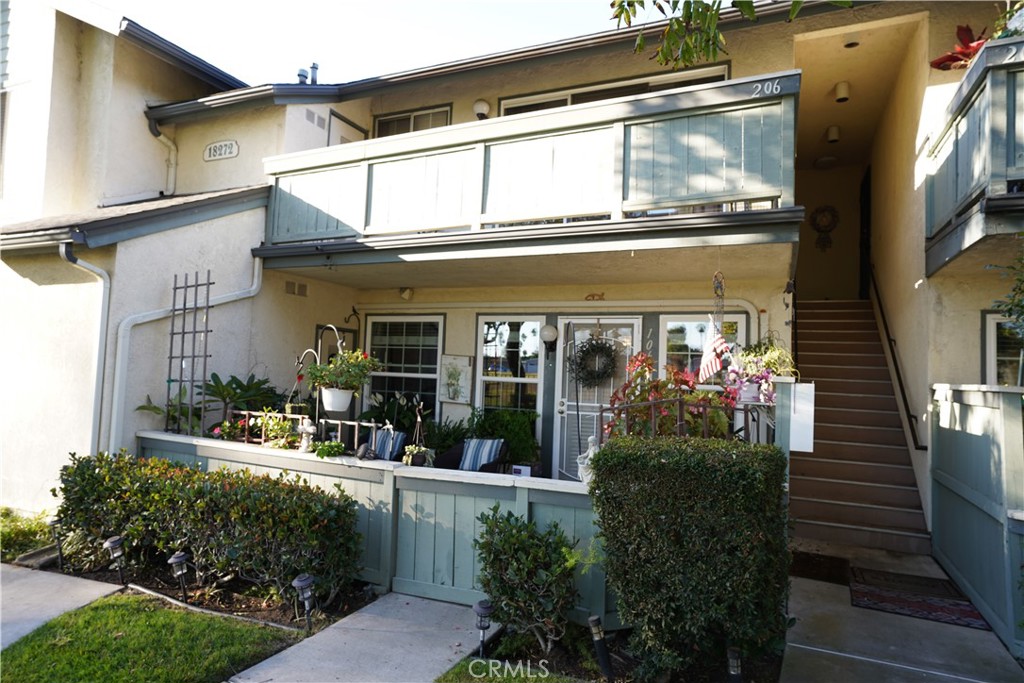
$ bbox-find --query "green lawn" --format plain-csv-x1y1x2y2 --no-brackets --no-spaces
1,593,301,683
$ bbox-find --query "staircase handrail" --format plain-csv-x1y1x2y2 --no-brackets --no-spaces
869,265,927,452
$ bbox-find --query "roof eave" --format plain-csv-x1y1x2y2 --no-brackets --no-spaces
119,19,248,91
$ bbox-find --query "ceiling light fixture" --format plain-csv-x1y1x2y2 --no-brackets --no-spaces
834,81,850,103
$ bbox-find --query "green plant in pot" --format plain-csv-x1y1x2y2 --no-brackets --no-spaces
727,331,796,405
305,349,383,413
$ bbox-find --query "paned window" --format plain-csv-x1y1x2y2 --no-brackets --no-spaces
658,314,748,380
374,107,450,138
477,318,543,414
365,316,443,411
985,313,1023,386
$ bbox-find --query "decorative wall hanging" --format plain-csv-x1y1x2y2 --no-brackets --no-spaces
568,337,618,388
810,205,839,252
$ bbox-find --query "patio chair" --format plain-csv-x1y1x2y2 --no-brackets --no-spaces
434,438,506,472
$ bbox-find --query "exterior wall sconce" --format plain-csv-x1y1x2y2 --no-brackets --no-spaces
540,324,558,355
473,99,491,120
292,573,316,632
103,535,126,585
834,81,850,103
473,598,494,659
399,287,414,301
168,551,190,603
827,125,840,144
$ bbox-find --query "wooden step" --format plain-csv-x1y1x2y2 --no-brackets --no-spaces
789,476,923,508
799,340,885,355
797,300,872,311
809,378,895,396
789,456,917,486
798,308,876,322
796,319,879,332
799,329,881,343
790,497,928,532
815,391,898,412
815,423,906,446
791,519,931,555
798,352,887,368
800,364,891,381
808,440,913,466
815,406,902,428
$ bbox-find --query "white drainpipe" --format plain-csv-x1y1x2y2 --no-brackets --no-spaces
107,257,263,452
58,243,111,455
148,120,178,196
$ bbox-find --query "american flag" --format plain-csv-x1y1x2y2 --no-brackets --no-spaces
698,330,730,383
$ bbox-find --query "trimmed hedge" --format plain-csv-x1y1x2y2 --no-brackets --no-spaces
54,451,360,603
589,436,789,676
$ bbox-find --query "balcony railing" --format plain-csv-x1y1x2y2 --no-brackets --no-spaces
264,71,799,245
926,36,1024,241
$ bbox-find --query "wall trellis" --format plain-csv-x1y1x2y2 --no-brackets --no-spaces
165,271,213,435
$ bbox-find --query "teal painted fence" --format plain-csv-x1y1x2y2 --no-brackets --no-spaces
930,385,1024,657
137,432,617,627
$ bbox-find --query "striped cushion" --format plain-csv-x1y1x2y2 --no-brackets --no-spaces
459,439,503,471
375,430,407,460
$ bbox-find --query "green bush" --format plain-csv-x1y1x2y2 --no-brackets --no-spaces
469,408,540,465
0,507,51,562
474,505,578,655
589,436,789,678
54,451,360,605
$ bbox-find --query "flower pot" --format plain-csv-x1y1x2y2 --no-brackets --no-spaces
321,388,354,413
739,383,761,403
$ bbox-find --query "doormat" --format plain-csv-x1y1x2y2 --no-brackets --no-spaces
849,567,990,630
790,551,850,585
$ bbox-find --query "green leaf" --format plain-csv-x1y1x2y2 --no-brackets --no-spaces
787,0,804,21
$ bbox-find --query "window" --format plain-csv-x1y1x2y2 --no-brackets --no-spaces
985,313,1023,386
501,65,728,116
365,316,443,411
659,314,748,380
374,106,450,138
476,318,543,414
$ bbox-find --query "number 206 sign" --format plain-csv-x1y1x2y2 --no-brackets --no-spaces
203,140,239,161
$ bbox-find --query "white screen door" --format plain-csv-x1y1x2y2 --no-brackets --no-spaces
553,317,640,480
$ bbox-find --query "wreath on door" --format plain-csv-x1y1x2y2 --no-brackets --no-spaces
568,337,619,388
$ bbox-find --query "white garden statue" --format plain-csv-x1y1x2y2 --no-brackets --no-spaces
297,417,317,453
577,435,599,485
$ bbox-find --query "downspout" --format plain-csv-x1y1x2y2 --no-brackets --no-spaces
107,257,263,453
148,120,177,196
58,243,111,455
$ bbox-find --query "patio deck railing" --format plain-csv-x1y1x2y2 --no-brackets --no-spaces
930,384,1024,657
264,71,798,244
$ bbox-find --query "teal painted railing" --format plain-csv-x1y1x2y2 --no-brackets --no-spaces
930,384,1024,657
264,71,799,244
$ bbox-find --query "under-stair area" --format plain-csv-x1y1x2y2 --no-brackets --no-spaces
790,300,931,555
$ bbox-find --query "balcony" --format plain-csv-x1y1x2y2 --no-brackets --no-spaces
925,36,1024,276
263,72,800,252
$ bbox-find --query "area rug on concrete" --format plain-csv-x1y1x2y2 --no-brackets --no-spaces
790,551,850,586
849,567,990,630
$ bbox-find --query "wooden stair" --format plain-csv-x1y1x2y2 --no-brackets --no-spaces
791,300,931,554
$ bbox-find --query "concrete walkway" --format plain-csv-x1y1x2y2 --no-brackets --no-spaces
0,563,121,649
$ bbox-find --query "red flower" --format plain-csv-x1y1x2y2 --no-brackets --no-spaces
296,374,304,382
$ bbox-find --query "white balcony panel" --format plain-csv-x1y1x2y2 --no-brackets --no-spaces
483,128,614,223
624,103,784,210
273,166,365,241
367,149,478,234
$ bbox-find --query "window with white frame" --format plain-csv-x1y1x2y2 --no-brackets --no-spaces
374,106,451,138
658,314,748,380
476,318,543,414
985,313,1023,386
365,316,443,411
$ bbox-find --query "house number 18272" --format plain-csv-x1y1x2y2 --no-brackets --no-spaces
203,140,239,161
751,79,782,97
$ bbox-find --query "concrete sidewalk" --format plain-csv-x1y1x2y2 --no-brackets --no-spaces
0,563,121,649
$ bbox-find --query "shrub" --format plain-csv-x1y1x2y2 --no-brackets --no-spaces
589,436,789,678
53,451,360,605
0,507,51,562
468,408,540,464
474,505,578,655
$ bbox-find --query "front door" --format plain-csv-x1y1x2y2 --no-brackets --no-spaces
553,317,640,480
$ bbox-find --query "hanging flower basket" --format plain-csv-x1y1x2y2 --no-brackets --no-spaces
569,338,619,388
321,388,354,413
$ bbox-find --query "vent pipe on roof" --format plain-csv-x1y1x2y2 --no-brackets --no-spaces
298,68,309,84
310,63,318,85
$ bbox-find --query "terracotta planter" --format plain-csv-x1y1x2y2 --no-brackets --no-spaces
321,388,354,412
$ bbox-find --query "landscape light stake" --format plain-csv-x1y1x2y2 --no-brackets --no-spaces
292,573,315,632
588,615,615,682
473,599,494,659
103,535,126,585
168,551,190,603
49,518,64,572
727,645,743,683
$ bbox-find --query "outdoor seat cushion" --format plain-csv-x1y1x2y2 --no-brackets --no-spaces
374,429,407,461
434,439,507,471
457,438,505,471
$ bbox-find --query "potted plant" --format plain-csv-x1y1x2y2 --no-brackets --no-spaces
305,349,383,413
727,333,796,405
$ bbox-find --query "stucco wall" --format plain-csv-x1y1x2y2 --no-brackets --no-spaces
795,165,865,300
173,107,284,194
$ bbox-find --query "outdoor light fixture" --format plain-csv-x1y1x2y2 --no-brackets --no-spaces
103,535,126,585
827,125,840,144
49,518,64,573
292,573,316,632
539,324,558,355
588,615,615,682
727,645,743,683
168,551,190,603
834,81,850,103
399,287,414,301
473,99,491,120
473,599,494,659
